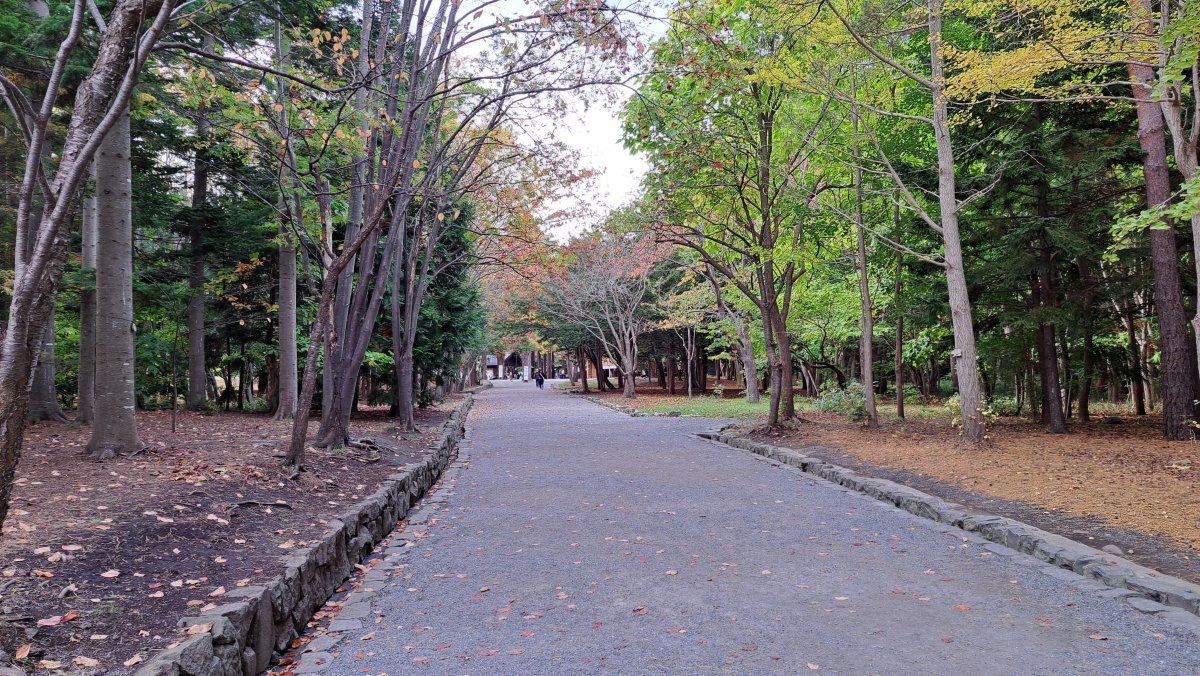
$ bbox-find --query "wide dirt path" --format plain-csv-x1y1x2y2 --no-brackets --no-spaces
320,381,1200,675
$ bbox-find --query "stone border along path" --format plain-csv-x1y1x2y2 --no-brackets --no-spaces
284,409,479,675
697,429,1200,626
133,388,483,676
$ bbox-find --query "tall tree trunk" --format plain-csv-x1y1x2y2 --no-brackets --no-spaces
28,317,68,422
736,320,760,403
186,34,213,411
87,108,141,458
1123,301,1146,415
1035,260,1067,433
769,303,795,421
1078,259,1097,422
271,19,298,421
929,4,985,442
78,186,97,424
23,206,66,423
852,100,878,427
1129,57,1195,438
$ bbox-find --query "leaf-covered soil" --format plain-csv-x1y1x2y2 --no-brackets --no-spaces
0,402,456,674
581,384,1200,585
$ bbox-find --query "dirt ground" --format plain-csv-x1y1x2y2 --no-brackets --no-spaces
0,402,455,674
582,383,1200,584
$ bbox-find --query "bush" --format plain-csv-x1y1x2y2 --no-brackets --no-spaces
988,396,1020,417
814,381,868,422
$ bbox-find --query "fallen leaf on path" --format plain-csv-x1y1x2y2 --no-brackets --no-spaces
123,655,144,667
36,660,63,669
955,604,971,611
665,627,685,633
807,663,820,670
508,648,526,655
14,644,30,659
185,623,213,635
741,644,758,651
74,656,100,667
208,586,226,597
1089,634,1108,641
100,569,120,578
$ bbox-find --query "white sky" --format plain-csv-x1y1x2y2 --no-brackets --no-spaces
544,97,648,241
466,0,664,242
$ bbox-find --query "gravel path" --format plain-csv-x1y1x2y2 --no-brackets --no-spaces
309,381,1200,675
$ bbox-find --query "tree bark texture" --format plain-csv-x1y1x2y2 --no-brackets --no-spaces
1128,58,1196,439
0,0,173,529
273,234,298,420
78,187,97,424
929,4,985,442
87,108,141,458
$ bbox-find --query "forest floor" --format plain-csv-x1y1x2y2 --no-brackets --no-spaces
579,381,1200,585
0,401,457,674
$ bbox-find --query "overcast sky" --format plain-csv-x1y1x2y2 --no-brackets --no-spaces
544,97,648,241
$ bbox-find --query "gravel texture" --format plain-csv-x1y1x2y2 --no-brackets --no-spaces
306,381,1200,675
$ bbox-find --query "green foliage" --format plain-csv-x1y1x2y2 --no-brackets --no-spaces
813,381,868,423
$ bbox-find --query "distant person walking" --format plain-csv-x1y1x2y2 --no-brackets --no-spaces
534,369,545,389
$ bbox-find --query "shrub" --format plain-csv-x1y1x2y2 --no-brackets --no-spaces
814,381,868,422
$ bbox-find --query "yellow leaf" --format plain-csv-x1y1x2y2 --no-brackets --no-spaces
412,160,421,169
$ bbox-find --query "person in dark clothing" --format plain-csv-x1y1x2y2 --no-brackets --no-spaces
534,369,545,389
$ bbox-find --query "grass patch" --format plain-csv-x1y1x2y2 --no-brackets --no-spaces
634,396,771,420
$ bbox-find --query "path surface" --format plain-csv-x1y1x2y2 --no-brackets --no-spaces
315,382,1200,675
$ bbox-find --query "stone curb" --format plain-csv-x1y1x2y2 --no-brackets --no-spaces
134,394,478,676
287,407,479,674
696,430,1200,622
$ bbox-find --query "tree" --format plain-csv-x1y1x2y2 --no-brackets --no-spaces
625,6,835,425
544,228,660,399
941,0,1199,438
87,107,142,458
0,0,177,528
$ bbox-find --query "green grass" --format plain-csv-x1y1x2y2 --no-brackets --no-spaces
634,396,771,420
554,379,598,390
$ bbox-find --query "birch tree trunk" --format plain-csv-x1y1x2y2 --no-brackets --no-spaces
87,108,142,458
929,3,985,442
